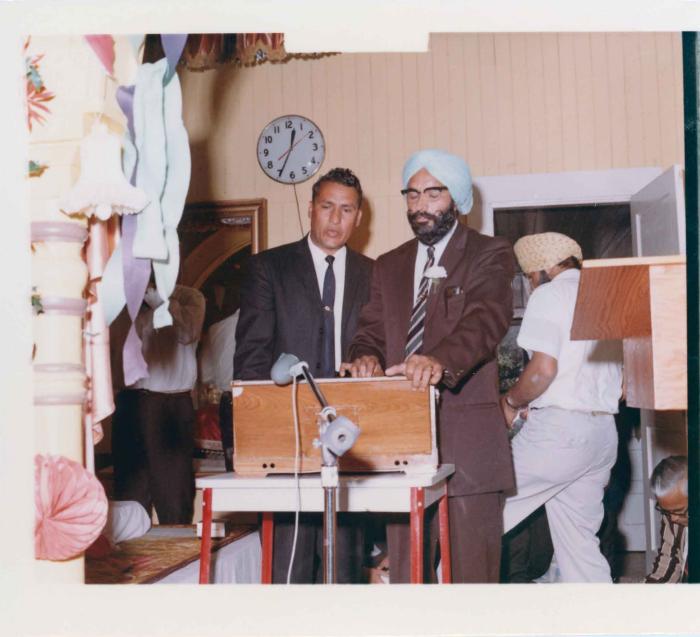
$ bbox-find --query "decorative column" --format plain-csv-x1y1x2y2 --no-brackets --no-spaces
27,35,124,583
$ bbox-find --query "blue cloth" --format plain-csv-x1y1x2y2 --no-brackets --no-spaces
402,148,473,214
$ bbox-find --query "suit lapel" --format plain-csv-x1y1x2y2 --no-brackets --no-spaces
424,223,468,327
342,249,360,343
297,237,322,306
389,240,419,351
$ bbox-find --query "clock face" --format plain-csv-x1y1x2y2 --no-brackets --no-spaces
256,115,326,184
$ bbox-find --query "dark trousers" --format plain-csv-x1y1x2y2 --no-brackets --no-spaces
500,505,554,582
218,391,234,471
272,512,366,584
387,492,504,583
112,389,195,524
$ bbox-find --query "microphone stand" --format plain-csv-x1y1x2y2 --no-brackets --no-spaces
271,353,359,584
296,364,339,585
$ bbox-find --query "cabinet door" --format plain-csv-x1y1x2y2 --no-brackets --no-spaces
630,164,685,257
630,164,687,570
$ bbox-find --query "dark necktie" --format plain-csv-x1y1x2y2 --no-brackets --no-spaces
320,254,336,377
405,246,435,357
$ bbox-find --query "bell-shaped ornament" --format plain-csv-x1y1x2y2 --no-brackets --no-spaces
61,121,149,220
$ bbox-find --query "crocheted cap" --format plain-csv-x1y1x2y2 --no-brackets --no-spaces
513,232,583,273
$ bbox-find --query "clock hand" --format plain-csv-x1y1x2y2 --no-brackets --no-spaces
277,130,313,161
277,128,296,175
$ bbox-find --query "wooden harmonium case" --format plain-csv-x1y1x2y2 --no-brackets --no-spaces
232,376,437,476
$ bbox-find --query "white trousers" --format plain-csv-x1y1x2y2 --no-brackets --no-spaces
503,406,618,583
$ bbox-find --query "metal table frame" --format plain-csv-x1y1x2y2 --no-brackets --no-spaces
196,464,454,584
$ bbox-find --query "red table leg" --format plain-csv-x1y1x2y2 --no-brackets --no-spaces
260,512,274,584
438,487,452,584
199,488,213,584
410,487,425,584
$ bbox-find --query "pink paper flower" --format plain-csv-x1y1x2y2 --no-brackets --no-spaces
34,454,108,561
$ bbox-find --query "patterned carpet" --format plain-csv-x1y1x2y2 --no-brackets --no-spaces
85,524,256,584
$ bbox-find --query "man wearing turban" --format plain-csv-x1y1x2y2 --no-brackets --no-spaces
501,232,623,582
342,149,515,583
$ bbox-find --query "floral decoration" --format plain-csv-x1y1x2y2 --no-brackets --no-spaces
424,265,447,294
29,160,49,178
31,286,44,315
24,37,55,131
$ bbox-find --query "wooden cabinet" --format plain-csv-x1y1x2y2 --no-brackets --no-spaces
571,255,687,410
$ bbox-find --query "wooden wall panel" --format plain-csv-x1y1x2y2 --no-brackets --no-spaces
605,33,630,168
590,33,613,168
541,33,564,172
180,33,685,257
478,34,500,175
558,34,580,171
622,33,646,170
574,33,597,169
510,33,531,173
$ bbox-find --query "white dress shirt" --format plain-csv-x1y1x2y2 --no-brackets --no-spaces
308,235,346,371
132,285,206,392
412,220,458,303
199,310,239,392
517,268,623,413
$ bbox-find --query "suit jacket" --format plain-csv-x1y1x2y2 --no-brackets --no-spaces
234,236,373,381
349,223,515,496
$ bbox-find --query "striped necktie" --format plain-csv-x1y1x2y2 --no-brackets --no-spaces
405,246,435,358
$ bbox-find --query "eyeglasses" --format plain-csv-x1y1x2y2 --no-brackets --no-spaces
655,502,688,518
400,186,449,203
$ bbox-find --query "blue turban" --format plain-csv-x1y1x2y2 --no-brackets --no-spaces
402,149,473,215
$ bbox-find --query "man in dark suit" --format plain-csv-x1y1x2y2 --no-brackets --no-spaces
234,167,373,583
342,149,515,583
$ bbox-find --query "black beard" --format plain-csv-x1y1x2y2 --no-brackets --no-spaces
407,204,458,245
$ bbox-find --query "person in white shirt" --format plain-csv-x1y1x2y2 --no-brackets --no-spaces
500,232,623,582
112,284,205,524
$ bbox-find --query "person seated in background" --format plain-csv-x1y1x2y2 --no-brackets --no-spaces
199,284,240,471
646,455,688,583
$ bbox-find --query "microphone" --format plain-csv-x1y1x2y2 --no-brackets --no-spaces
271,352,306,386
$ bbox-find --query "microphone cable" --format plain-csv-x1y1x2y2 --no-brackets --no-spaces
293,183,305,237
286,373,303,584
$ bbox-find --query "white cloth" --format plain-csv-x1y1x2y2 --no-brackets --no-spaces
103,500,151,544
412,220,458,304
156,531,262,584
308,235,345,371
517,268,623,413
200,310,239,392
504,407,618,582
132,285,205,392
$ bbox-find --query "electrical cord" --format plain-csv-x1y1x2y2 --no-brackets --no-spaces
286,374,302,584
293,182,305,237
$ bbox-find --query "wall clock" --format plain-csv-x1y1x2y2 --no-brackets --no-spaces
256,115,326,184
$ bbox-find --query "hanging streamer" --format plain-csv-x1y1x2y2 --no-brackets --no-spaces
84,35,115,77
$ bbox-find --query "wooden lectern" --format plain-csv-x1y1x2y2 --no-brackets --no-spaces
571,255,687,410
196,376,451,584
232,376,438,475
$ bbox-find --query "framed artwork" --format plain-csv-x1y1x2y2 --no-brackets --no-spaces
179,198,266,291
